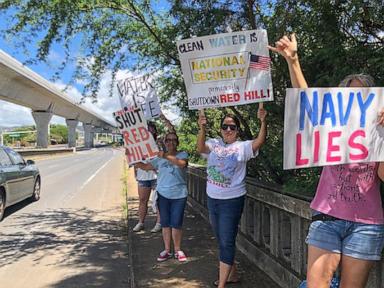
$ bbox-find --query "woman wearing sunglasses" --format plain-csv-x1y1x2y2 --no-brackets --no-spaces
197,108,267,287
135,131,189,263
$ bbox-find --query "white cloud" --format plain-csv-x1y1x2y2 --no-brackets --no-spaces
0,68,181,128
0,101,33,127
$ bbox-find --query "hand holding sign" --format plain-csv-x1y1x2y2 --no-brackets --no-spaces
198,109,207,129
257,106,267,123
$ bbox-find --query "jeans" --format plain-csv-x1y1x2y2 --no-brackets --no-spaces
306,217,384,261
157,193,187,229
207,195,245,265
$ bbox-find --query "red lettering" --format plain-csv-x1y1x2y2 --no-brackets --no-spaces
138,127,150,141
348,130,368,160
131,128,140,142
123,131,134,145
137,145,149,159
296,133,309,166
313,130,320,163
145,143,158,158
220,93,240,103
125,146,138,163
326,131,341,162
244,91,252,100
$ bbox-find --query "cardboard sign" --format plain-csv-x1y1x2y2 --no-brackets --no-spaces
117,74,161,119
113,107,159,165
284,88,384,169
177,29,273,109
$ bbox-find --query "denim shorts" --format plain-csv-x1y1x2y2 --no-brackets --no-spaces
207,195,245,265
306,217,384,261
157,193,187,229
137,179,156,188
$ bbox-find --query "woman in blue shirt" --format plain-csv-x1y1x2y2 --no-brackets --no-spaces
135,132,189,262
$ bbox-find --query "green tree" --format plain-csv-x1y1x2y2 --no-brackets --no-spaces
1,0,383,197
50,124,68,144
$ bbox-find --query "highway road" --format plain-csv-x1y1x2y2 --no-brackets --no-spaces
0,147,131,288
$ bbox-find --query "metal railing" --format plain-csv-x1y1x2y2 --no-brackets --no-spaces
187,166,384,288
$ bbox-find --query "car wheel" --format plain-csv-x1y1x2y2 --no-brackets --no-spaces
0,190,5,222
31,178,41,201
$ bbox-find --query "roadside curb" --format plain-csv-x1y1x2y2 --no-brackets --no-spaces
124,165,137,288
127,208,136,288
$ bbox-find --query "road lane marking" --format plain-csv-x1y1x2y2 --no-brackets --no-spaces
62,156,116,204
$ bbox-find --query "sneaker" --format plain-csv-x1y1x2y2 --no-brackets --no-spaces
175,250,187,262
157,250,173,262
150,223,162,233
132,222,144,232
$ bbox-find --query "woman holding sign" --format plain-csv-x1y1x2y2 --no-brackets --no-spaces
135,131,189,263
197,109,267,287
269,34,384,288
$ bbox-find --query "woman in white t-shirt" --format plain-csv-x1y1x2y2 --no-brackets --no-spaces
132,122,161,233
197,109,267,288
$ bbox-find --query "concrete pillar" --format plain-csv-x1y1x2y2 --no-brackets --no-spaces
83,123,93,148
32,111,52,148
65,119,79,148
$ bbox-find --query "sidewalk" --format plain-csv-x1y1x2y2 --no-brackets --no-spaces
126,167,280,288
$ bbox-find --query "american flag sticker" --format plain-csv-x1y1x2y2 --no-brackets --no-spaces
249,53,271,71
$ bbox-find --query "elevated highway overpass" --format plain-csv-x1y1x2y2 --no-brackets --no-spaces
0,49,116,148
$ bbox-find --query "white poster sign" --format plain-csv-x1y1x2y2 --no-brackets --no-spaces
284,87,384,169
117,74,161,119
113,107,159,165
177,29,273,109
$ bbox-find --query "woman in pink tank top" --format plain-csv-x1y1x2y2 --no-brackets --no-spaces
269,34,384,288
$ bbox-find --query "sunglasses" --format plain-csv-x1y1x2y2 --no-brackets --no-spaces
221,124,238,131
165,138,178,143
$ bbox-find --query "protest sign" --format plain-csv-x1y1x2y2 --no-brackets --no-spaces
177,29,273,109
284,88,384,169
117,74,161,119
113,106,159,165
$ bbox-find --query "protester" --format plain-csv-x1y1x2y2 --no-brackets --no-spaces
131,121,161,233
197,108,267,288
135,131,189,262
269,33,384,288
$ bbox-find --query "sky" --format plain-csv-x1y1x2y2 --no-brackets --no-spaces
0,39,125,127
0,1,176,129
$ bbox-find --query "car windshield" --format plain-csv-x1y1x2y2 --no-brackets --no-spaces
0,148,12,166
4,148,24,165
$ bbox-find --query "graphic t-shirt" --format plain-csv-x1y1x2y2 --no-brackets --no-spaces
150,151,188,199
206,139,258,199
311,162,384,224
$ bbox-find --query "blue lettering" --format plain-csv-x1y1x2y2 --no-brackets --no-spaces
299,91,318,130
320,93,336,127
338,92,354,126
208,38,219,48
357,92,375,128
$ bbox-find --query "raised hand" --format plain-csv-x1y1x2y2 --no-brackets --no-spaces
268,33,298,62
198,111,207,128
